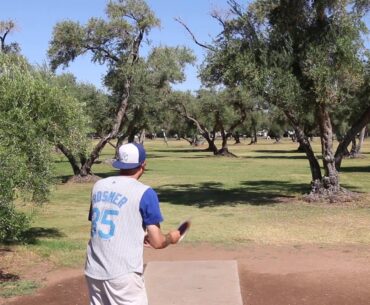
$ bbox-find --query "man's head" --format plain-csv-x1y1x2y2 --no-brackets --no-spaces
112,143,146,177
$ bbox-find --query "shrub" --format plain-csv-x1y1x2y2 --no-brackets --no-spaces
0,204,31,243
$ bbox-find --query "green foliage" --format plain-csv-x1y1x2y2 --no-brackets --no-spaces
0,204,31,243
0,54,53,203
0,53,89,242
200,0,370,185
106,0,160,31
47,0,197,173
48,0,160,72
147,46,196,86
203,0,368,109
51,73,110,137
119,46,195,137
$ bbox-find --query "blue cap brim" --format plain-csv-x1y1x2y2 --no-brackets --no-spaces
112,160,141,170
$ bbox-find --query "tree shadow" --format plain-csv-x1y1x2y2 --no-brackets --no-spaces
0,271,19,283
20,227,65,245
339,166,370,173
153,148,208,154
53,159,71,163
145,154,168,159
55,168,154,183
156,180,308,207
0,249,13,281
179,155,213,159
340,183,365,192
243,155,307,159
253,149,301,154
242,149,307,159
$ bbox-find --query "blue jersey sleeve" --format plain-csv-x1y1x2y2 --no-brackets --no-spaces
139,188,164,226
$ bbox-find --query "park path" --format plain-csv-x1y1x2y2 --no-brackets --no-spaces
3,243,370,305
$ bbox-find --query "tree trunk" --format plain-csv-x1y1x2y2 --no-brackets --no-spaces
349,137,357,157
233,132,241,144
297,142,305,152
128,132,136,143
115,135,126,159
283,107,355,202
357,127,366,153
80,87,130,176
56,143,81,175
181,136,194,146
274,135,281,143
315,104,341,193
249,126,257,145
139,129,146,144
175,104,219,153
335,105,370,170
283,110,322,184
350,127,366,157
203,133,218,154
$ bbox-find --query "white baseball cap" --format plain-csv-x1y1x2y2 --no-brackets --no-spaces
112,143,146,170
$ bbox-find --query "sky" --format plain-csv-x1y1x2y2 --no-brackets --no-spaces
1,0,233,91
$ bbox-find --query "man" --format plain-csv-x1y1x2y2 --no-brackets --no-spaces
85,143,181,305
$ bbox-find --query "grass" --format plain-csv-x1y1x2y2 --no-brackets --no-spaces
0,280,40,298
5,138,370,271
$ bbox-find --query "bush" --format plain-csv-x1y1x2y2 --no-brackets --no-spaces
0,204,31,243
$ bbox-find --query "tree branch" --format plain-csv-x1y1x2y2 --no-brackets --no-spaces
174,17,216,52
335,104,370,169
85,44,120,63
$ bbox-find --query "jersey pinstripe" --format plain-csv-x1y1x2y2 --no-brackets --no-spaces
85,176,151,280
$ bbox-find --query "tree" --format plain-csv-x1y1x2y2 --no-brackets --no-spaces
48,1,194,178
168,88,251,156
201,0,370,201
0,20,20,54
0,54,88,241
48,0,160,178
113,46,195,154
46,74,110,175
168,90,220,153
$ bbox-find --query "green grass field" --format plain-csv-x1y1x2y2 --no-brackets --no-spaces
10,138,370,269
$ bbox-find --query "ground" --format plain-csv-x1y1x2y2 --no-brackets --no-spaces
2,243,370,305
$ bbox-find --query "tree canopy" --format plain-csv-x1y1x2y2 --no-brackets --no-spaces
198,0,370,201
0,53,88,241
48,0,195,177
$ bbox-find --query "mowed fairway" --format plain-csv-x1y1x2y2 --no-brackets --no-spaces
1,138,370,302
5,138,368,269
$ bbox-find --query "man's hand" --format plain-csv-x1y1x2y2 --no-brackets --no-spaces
145,225,181,249
167,230,181,245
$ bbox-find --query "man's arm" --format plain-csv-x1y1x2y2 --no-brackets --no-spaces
145,224,180,249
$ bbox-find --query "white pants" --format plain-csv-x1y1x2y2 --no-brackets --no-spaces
86,273,148,305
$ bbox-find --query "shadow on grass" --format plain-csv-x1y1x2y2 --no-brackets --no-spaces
20,227,65,245
253,149,301,154
153,148,209,154
243,155,307,159
179,155,213,159
146,154,168,159
241,149,307,159
56,168,154,183
157,180,308,207
0,271,20,282
339,166,370,173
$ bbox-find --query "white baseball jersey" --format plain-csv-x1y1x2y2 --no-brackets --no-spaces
85,176,163,280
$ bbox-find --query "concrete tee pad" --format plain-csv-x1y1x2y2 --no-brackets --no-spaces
145,260,243,305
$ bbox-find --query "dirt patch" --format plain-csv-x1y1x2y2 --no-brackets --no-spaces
3,243,370,305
